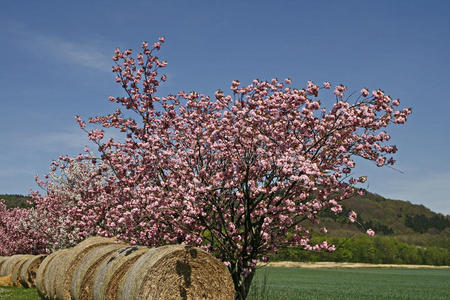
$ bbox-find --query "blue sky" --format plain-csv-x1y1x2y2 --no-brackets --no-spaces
0,0,449,214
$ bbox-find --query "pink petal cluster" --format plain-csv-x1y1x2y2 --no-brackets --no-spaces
0,38,410,297
366,229,375,237
348,211,357,223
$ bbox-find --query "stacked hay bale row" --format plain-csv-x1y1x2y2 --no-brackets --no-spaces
36,236,234,300
0,254,47,287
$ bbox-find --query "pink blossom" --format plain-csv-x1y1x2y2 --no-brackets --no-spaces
366,229,375,236
361,88,370,97
307,80,319,96
334,84,347,98
376,156,386,167
348,211,357,223
153,42,161,50
88,129,104,141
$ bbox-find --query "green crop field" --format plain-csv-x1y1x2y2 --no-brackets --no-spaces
1,267,449,299
248,267,450,299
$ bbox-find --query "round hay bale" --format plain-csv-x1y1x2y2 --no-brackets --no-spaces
42,248,72,300
36,251,58,298
19,254,47,288
0,255,30,276
70,243,129,300
10,254,34,286
35,249,70,299
54,236,122,300
92,246,149,300
118,245,235,300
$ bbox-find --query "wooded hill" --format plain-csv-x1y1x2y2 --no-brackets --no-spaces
1,192,449,239
335,191,449,235
2,192,449,265
313,191,449,249
0,194,32,209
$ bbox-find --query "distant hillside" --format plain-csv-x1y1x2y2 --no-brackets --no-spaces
318,191,449,233
316,191,450,249
2,192,448,231
276,191,450,265
0,194,32,209
2,191,449,246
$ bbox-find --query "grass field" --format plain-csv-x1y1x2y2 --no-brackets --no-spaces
248,267,450,299
1,267,449,299
0,286,40,300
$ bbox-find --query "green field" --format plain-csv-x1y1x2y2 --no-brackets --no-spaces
1,267,449,299
0,286,40,300
248,267,450,299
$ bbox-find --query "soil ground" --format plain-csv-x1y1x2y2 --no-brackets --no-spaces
261,261,450,269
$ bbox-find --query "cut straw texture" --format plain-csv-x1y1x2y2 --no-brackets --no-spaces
0,257,7,272
0,254,45,287
0,254,33,277
36,249,71,299
0,273,13,286
92,246,149,300
70,243,128,300
118,245,235,300
10,254,34,286
54,236,123,300
0,257,8,279
19,254,47,288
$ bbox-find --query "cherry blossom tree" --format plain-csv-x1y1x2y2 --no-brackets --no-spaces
30,156,115,250
0,201,44,255
0,158,114,255
3,37,411,299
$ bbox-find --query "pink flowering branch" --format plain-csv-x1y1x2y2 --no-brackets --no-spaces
0,38,411,300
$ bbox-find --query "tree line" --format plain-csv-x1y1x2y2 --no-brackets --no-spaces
272,235,449,266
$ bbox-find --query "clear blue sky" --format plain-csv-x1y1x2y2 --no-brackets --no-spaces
1,0,449,214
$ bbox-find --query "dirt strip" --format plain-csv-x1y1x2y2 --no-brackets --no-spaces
259,261,450,269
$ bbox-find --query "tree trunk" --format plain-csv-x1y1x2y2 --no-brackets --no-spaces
233,270,255,300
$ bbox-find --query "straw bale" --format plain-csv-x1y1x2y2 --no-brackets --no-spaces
19,254,47,288
43,248,73,299
0,255,30,276
0,257,8,275
35,249,71,299
0,274,13,287
36,251,59,298
10,254,34,286
119,245,235,300
0,256,14,276
92,245,149,300
54,236,122,300
70,243,128,300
